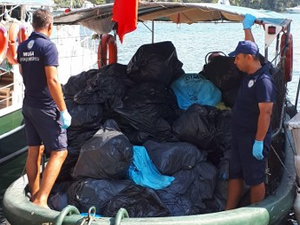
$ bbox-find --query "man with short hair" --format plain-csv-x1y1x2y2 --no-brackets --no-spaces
17,9,71,208
225,14,276,209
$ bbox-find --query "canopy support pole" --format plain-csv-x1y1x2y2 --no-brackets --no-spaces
152,20,155,43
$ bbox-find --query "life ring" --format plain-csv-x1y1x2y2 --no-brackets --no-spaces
97,33,117,68
18,24,29,43
0,23,8,64
6,22,29,65
280,32,293,82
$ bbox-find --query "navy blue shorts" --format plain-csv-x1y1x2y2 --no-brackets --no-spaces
229,130,271,185
22,104,68,153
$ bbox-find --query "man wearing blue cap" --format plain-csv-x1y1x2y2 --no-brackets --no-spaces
226,14,276,210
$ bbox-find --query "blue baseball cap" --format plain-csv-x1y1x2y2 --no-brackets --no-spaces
229,40,259,57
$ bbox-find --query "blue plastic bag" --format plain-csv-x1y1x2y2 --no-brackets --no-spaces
128,146,174,189
171,73,221,110
80,213,102,218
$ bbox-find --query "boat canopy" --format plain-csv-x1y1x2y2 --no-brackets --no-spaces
53,2,292,35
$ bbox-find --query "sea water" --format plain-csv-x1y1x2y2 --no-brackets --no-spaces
0,12,299,224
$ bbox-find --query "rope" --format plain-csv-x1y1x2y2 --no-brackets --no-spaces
114,208,129,225
271,144,291,178
270,125,298,188
56,205,80,225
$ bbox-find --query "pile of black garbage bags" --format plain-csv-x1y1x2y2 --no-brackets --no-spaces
49,41,242,218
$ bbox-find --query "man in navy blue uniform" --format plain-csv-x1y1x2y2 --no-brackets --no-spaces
17,9,71,208
226,14,276,209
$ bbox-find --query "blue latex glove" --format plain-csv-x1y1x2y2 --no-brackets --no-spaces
59,109,72,129
243,14,256,29
252,140,264,160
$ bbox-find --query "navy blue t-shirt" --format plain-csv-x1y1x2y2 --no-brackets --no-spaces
17,32,59,109
232,64,276,133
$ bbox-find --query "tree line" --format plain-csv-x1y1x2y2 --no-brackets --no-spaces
54,0,300,12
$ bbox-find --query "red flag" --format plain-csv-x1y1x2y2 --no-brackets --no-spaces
112,0,138,43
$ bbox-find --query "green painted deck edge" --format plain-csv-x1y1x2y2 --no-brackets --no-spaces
2,128,296,225
0,109,23,136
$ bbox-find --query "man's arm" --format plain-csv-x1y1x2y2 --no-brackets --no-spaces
243,14,256,42
45,66,71,129
244,29,255,42
45,66,66,112
252,102,273,160
255,102,273,141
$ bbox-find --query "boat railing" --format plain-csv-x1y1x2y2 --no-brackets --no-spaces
66,34,98,67
0,83,13,108
0,77,24,110
52,25,98,83
0,70,8,77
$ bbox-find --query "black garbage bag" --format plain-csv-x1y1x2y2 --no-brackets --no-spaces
56,114,100,182
98,63,135,88
103,184,169,217
222,87,239,108
214,110,232,177
101,113,151,145
113,82,180,144
113,107,174,145
67,178,169,217
56,150,79,182
127,41,185,86
211,178,228,212
72,119,133,180
144,140,207,175
216,110,232,158
66,99,103,129
57,128,99,182
67,178,133,214
156,162,217,216
67,128,99,149
172,104,220,150
63,69,98,99
202,56,245,92
48,181,72,211
205,111,233,213
122,82,179,124
74,63,134,109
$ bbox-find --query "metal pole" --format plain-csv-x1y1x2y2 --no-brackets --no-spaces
286,23,299,111
295,77,300,110
20,5,26,21
152,20,154,43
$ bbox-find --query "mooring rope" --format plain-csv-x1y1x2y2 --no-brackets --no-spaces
270,124,298,189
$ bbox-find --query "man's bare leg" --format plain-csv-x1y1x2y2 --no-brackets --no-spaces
226,178,244,210
250,182,265,204
26,145,44,199
32,149,67,208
